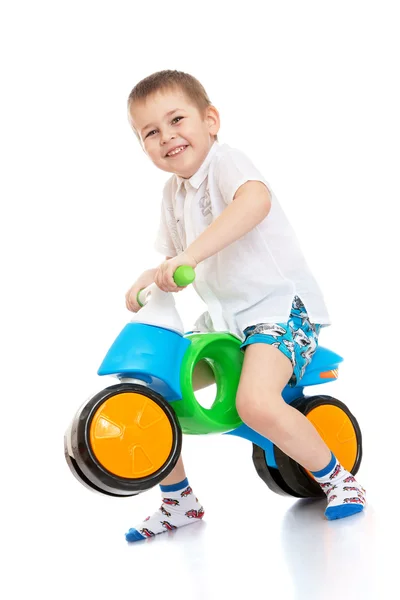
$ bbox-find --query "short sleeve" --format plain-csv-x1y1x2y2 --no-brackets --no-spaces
215,148,268,204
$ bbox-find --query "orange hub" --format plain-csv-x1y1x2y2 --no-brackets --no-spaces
89,392,173,478
306,405,358,472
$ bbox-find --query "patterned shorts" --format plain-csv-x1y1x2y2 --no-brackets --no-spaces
240,296,321,386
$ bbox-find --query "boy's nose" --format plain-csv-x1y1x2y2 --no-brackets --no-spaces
160,129,176,145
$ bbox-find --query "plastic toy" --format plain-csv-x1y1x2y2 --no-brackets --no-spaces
64,266,362,499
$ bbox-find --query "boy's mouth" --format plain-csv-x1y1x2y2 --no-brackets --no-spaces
165,145,189,158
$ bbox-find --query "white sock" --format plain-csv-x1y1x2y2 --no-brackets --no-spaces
312,453,366,520
125,478,204,542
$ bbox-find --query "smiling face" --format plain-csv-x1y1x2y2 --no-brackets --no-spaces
129,87,220,178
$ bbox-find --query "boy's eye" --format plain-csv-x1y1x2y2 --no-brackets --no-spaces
144,116,183,139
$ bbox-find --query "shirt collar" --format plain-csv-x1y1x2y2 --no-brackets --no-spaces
175,141,218,192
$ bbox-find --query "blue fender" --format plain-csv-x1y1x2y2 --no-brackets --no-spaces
299,346,343,386
97,323,191,402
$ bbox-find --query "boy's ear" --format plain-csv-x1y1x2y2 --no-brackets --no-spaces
206,105,220,136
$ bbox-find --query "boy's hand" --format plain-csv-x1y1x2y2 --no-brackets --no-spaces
154,252,198,293
125,267,157,312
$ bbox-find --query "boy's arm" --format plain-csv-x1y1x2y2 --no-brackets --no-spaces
186,180,271,265
153,181,271,292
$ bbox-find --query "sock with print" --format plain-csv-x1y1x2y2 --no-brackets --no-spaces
312,453,366,521
125,478,204,542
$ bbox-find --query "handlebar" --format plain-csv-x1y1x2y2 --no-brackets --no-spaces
136,265,196,307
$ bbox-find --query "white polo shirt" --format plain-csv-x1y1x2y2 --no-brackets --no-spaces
154,142,331,340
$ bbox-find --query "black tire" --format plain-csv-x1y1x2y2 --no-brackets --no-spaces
274,395,363,498
65,383,182,496
64,442,132,497
252,443,304,497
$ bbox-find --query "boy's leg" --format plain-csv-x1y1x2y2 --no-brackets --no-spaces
160,455,187,485
237,344,331,471
125,358,213,541
236,343,366,519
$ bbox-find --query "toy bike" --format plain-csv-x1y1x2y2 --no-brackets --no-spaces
64,266,362,499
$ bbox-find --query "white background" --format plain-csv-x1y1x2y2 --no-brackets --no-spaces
1,1,399,599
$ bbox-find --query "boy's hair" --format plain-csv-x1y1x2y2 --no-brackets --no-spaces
128,70,217,140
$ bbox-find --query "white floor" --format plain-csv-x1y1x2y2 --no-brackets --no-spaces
5,392,395,600
4,286,397,600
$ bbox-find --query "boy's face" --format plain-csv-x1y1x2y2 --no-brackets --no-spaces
129,88,220,178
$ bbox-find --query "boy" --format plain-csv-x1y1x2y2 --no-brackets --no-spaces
124,70,366,542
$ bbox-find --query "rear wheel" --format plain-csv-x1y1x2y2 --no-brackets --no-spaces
65,383,182,496
275,395,362,498
252,395,362,498
252,444,304,497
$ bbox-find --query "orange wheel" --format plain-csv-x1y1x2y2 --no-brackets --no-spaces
67,383,182,496
273,395,362,498
89,391,174,479
305,404,358,473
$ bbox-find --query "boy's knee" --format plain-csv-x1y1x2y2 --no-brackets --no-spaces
236,390,281,430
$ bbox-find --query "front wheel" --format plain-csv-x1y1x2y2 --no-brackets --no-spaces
65,383,182,496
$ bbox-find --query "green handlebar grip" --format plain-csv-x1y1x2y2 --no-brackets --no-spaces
136,291,144,308
136,265,195,307
173,265,196,287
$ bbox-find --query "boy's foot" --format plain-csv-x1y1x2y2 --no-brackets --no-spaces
312,453,366,520
125,478,204,542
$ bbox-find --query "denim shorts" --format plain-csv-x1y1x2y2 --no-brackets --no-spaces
240,296,321,386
